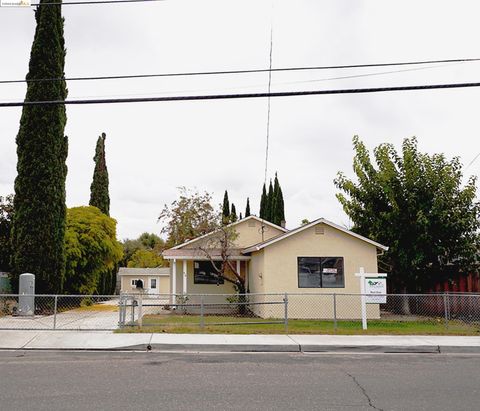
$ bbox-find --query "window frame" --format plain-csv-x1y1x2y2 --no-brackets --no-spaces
150,278,157,289
297,256,345,289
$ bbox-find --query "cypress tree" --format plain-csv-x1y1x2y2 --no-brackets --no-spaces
11,1,68,294
272,173,285,226
275,183,285,226
266,180,274,223
245,197,251,217
230,203,237,222
259,184,267,219
222,190,230,224
89,133,110,216
239,212,243,220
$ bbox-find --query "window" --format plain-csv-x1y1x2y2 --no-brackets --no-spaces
298,257,344,288
131,279,137,286
150,278,157,289
194,261,224,285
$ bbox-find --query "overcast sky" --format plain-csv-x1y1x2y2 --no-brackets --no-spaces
1,0,479,240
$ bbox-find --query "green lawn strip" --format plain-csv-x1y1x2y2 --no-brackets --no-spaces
116,314,480,335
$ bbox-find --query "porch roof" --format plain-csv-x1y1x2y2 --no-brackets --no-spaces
162,248,251,261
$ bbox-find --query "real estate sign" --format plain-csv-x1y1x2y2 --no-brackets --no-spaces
365,278,387,304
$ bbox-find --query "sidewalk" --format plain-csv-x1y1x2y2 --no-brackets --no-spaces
2,330,480,353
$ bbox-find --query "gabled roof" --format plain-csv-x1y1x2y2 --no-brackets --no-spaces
242,218,388,253
169,215,288,250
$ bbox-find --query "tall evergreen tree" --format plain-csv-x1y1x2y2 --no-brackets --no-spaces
89,133,110,216
239,212,243,220
272,173,285,226
11,1,68,294
266,180,274,222
259,184,267,219
245,197,251,217
230,203,238,222
222,190,230,224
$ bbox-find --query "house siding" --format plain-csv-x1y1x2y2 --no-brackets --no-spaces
251,223,381,319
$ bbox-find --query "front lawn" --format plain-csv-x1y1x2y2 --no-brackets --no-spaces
116,314,480,335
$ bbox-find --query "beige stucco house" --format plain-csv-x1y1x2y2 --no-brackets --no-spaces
162,216,388,319
118,267,170,295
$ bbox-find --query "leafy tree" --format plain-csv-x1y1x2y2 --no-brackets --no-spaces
259,184,267,219
222,190,230,224
11,2,68,294
138,232,164,250
245,197,251,217
158,187,218,248
120,232,165,267
64,206,123,295
89,132,110,216
230,203,238,222
0,195,14,273
335,136,480,293
197,224,245,294
127,249,164,268
301,218,310,226
272,172,285,226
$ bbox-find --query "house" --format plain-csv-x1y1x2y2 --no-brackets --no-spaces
118,267,170,295
162,215,388,319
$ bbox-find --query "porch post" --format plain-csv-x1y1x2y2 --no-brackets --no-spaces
182,259,187,295
171,259,177,304
245,261,249,292
236,260,241,292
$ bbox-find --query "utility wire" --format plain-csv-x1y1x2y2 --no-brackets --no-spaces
1,58,479,85
2,81,480,107
0,61,457,103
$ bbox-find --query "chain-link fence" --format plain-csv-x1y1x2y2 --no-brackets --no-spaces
1,292,479,333
0,295,120,330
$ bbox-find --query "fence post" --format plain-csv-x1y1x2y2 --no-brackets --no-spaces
200,295,205,329
138,294,143,328
443,293,449,329
333,294,337,331
53,295,58,330
284,293,288,333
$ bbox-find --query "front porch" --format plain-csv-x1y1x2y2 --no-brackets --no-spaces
163,249,251,303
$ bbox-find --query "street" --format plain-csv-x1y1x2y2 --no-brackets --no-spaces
0,351,478,411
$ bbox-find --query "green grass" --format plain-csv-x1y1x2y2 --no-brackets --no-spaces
116,314,480,335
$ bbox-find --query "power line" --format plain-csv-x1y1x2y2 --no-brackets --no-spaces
1,58,479,85
2,81,480,107
31,0,166,5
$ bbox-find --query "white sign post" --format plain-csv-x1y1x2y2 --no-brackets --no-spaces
355,267,387,330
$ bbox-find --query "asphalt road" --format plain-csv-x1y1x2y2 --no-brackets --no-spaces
0,350,479,411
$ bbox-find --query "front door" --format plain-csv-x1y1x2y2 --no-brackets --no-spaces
148,277,159,295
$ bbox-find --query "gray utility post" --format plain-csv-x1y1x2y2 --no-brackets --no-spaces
18,273,35,316
284,293,289,333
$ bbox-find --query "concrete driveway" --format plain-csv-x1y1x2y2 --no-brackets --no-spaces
0,301,121,330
